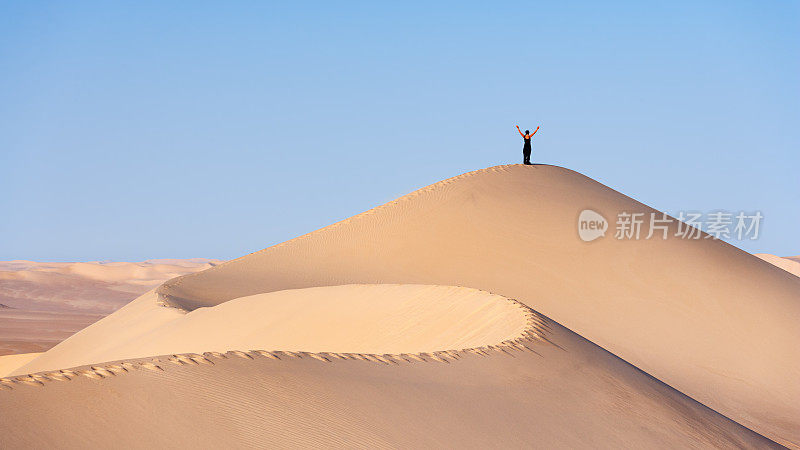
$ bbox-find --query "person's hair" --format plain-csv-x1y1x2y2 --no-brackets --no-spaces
525,130,530,134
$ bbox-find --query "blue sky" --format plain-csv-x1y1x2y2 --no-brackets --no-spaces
1,1,798,260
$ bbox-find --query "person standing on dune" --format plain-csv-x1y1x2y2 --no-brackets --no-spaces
516,125,539,165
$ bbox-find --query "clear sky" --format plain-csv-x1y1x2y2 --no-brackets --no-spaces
1,1,798,261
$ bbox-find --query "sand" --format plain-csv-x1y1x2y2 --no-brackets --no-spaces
0,353,41,377
0,259,220,354
756,253,800,277
0,259,222,312
12,285,531,373
0,309,779,449
1,164,796,448
0,309,104,356
146,164,798,446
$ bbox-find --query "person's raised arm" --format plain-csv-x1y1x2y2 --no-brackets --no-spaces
516,125,525,137
531,126,540,136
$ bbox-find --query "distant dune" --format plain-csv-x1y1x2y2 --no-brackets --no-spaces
0,259,221,355
1,165,796,448
756,253,800,277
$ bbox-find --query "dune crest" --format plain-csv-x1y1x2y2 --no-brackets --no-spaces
12,284,535,375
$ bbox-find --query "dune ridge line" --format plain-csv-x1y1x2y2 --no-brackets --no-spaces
0,300,555,389
155,164,521,309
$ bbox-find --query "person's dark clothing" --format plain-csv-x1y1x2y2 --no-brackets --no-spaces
523,138,532,165
516,126,538,165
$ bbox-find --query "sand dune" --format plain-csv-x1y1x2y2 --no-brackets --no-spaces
1,164,796,447
10,285,531,374
0,353,41,378
149,164,798,445
756,253,800,277
0,303,778,448
0,258,220,355
0,259,222,312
